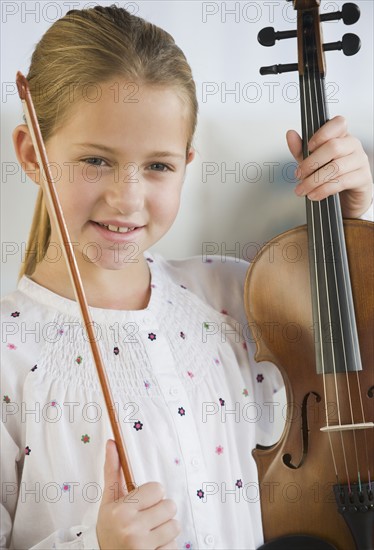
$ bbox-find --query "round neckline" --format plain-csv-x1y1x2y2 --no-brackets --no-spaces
17,252,163,323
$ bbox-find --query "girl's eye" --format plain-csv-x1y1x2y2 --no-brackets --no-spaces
149,163,170,172
82,157,107,167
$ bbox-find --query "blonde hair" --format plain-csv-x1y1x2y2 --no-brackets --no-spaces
19,5,198,278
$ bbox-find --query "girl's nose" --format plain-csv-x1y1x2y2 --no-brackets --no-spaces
105,165,144,214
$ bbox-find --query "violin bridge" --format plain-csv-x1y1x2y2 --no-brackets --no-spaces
320,422,374,432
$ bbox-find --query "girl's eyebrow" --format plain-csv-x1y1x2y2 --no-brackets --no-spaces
73,143,185,159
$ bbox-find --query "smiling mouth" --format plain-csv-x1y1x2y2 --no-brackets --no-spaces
95,222,137,233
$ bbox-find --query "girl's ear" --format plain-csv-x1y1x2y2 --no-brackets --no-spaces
186,147,195,165
12,124,41,184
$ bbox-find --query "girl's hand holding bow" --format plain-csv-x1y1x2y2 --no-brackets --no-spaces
287,115,373,219
97,440,180,550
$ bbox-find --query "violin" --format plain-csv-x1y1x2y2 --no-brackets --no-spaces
244,1,373,549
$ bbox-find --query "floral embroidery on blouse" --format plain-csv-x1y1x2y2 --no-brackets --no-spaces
196,489,204,499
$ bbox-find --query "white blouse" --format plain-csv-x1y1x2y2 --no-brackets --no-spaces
0,252,291,550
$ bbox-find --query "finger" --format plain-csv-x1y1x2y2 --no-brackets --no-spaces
151,519,181,549
286,129,303,165
296,135,363,183
101,439,128,505
308,115,348,152
295,151,365,198
124,481,166,511
140,498,177,531
302,168,365,202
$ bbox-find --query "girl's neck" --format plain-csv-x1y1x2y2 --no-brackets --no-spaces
29,254,152,311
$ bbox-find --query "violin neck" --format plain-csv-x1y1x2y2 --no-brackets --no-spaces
299,72,362,375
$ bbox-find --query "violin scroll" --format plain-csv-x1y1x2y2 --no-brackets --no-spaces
258,3,361,76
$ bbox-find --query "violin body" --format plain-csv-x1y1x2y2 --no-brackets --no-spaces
245,220,374,549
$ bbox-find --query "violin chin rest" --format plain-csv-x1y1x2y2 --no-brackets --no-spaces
257,535,337,550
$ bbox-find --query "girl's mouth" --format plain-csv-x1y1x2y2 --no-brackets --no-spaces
95,222,137,233
90,221,143,241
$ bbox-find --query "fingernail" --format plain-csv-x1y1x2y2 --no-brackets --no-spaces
295,166,302,179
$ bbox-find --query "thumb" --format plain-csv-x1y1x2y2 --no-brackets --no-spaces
101,439,127,505
286,129,303,165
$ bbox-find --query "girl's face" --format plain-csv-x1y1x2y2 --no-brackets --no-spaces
42,80,194,271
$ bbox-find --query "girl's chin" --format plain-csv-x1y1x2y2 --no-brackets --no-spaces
81,246,144,271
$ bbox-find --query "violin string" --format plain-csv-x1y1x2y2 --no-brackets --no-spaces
301,62,341,480
303,21,349,486
312,85,351,488
302,43,339,481
327,166,367,491
330,194,372,488
314,67,363,489
305,83,340,477
316,46,369,492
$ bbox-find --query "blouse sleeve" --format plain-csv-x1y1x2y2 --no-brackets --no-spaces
0,421,99,549
28,526,100,550
0,412,100,550
0,293,101,550
0,422,19,549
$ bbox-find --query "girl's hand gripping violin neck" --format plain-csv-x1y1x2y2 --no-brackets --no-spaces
246,1,374,549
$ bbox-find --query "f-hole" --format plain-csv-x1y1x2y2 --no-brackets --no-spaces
283,391,321,469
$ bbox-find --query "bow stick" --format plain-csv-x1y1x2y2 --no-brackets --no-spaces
16,71,135,493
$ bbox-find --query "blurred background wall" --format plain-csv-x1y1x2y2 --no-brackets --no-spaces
1,0,373,297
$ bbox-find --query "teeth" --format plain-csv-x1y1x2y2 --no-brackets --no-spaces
98,223,135,233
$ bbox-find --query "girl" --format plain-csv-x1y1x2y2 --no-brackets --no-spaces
1,5,372,550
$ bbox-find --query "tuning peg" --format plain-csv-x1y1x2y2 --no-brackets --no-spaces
258,27,297,47
259,63,298,75
323,33,361,56
320,3,360,25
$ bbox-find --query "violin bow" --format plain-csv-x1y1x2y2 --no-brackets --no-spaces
16,71,135,492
